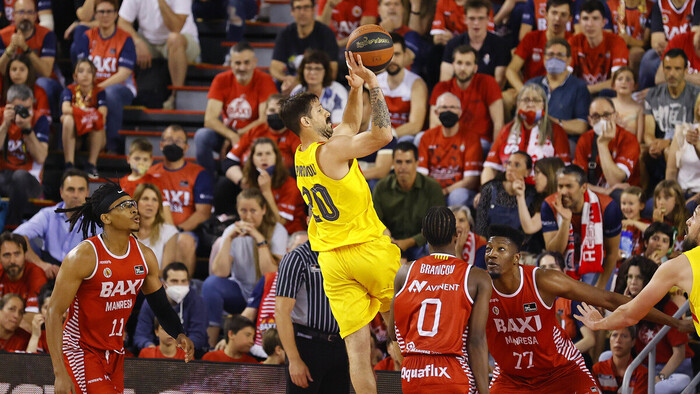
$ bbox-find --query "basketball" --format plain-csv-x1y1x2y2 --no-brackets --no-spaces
346,25,394,73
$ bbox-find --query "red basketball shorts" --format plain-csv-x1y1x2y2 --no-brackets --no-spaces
400,354,474,393
63,345,125,393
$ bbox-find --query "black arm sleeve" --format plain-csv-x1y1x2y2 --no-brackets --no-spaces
145,287,185,339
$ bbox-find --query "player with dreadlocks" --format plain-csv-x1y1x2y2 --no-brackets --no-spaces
390,206,492,393
46,182,195,394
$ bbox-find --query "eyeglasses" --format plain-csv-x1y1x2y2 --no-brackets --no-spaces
292,5,313,11
589,112,614,122
305,66,324,73
108,200,138,212
15,10,36,16
95,9,116,15
520,97,544,104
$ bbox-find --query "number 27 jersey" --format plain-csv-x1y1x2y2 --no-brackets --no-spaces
294,142,386,251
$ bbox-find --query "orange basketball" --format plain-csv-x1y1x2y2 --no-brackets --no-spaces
346,24,394,73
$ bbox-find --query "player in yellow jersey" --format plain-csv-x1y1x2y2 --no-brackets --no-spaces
576,205,700,335
279,52,401,394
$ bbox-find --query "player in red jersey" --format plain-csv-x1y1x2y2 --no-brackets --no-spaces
484,224,689,393
391,207,491,393
45,182,194,394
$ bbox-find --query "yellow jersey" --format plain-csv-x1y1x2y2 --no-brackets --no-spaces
295,142,386,252
686,246,700,336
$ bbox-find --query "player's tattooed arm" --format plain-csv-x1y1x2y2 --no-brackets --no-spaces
370,87,391,129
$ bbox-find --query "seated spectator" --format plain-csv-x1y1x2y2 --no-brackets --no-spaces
3,0,54,30
290,50,347,125
476,151,537,238
133,183,178,270
652,180,688,253
14,170,91,278
118,0,200,109
0,0,59,118
0,231,46,327
373,142,445,261
609,0,651,76
482,83,570,185
567,0,628,94
449,205,486,268
440,0,509,86
373,337,401,371
641,221,674,265
147,125,214,275
261,328,285,365
26,283,51,353
202,315,258,363
134,262,208,351
619,186,650,259
317,0,377,46
138,317,187,359
376,34,427,143
240,138,306,235
239,271,278,357
614,256,694,391
515,156,565,239
377,0,423,69
592,326,648,393
419,92,482,207
656,28,700,87
61,59,107,178
430,44,503,153
195,42,278,175
430,0,467,46
270,0,339,94
527,38,590,141
0,293,30,352
74,0,137,153
610,66,643,140
1,53,49,118
406,0,436,36
574,97,640,199
0,84,48,226
119,138,156,198
542,164,622,288
203,188,287,345
667,114,700,211
225,0,258,42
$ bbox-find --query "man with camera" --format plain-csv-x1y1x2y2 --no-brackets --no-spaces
0,84,49,226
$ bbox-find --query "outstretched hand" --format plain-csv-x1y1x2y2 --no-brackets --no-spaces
177,334,195,362
574,302,603,330
345,51,376,87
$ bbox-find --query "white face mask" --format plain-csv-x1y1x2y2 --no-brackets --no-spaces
593,119,607,136
165,285,190,304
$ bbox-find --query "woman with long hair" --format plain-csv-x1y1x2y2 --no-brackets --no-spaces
1,53,50,118
133,183,178,272
449,205,486,268
652,180,688,253
514,157,565,235
242,138,306,234
0,294,30,352
290,49,348,124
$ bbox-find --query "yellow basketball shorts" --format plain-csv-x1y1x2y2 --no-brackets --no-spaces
317,235,401,338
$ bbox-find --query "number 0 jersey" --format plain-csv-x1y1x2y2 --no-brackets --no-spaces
63,234,148,352
394,254,474,357
295,142,386,251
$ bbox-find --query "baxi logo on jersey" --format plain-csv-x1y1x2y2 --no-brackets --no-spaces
494,316,543,334
100,279,144,298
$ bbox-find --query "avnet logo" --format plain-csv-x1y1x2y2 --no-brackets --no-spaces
408,280,427,292
407,280,460,293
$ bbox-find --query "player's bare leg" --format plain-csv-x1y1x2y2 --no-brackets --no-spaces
344,324,376,394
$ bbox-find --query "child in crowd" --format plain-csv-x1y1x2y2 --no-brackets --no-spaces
261,328,285,365
27,285,52,353
620,186,650,259
138,318,186,360
120,138,155,197
202,315,257,363
1,53,50,119
653,180,688,254
373,338,401,371
610,67,643,140
60,59,107,179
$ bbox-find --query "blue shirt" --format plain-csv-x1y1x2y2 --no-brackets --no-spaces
528,74,591,122
14,202,99,264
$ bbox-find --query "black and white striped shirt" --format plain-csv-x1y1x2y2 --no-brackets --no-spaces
276,241,340,334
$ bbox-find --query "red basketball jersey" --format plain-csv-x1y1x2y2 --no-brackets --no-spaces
377,70,422,129
83,27,137,95
147,161,207,225
658,0,696,39
487,265,589,379
63,234,148,352
394,254,474,357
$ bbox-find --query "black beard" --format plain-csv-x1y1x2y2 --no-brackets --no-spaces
387,65,401,76
682,238,698,252
320,124,333,139
488,271,501,279
456,72,474,84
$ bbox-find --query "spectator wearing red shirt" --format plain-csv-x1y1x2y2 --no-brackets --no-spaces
655,29,700,86
261,328,286,365
568,0,628,94
317,0,377,46
609,0,653,76
0,293,30,352
430,45,503,154
0,232,47,318
202,315,258,363
378,0,424,69
592,326,648,394
119,138,156,198
506,0,572,93
574,97,640,198
431,0,495,46
419,92,482,207
194,42,278,176
138,318,187,360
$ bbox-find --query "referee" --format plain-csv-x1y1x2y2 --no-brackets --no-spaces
275,240,350,393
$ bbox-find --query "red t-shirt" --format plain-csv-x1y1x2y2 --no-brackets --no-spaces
636,302,694,364
609,0,653,40
208,69,278,130
374,356,398,371
147,161,210,226
664,31,700,74
417,126,483,188
317,0,378,39
119,173,157,198
431,0,495,35
201,349,258,363
592,358,648,394
568,31,629,85
227,123,301,169
138,346,186,360
430,75,502,142
485,121,571,171
273,177,306,234
0,328,30,352
0,262,47,312
514,30,573,82
657,0,696,40
573,125,640,187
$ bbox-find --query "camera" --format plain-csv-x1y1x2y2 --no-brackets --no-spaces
14,105,30,119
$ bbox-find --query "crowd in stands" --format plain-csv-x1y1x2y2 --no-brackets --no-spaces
0,0,700,392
